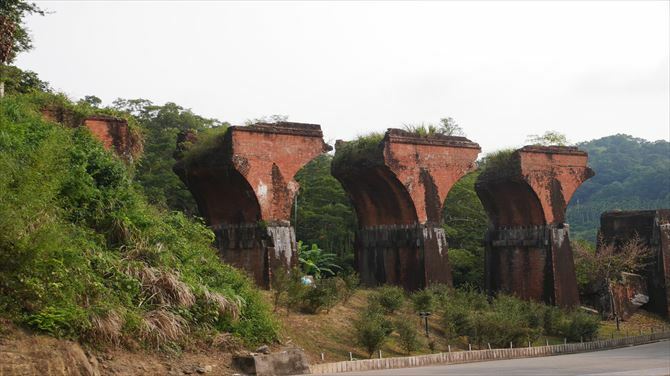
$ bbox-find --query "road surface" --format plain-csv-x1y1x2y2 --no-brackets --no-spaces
319,341,670,376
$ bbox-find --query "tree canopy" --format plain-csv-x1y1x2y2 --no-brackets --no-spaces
0,0,45,64
567,134,670,241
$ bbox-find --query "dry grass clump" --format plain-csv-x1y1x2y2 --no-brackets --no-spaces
140,309,188,348
125,264,196,308
87,310,123,346
203,287,242,320
211,332,243,352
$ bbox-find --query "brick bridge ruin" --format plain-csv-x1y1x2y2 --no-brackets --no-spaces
173,123,330,287
173,125,599,308
475,146,594,307
598,210,670,318
331,129,481,291
42,107,142,161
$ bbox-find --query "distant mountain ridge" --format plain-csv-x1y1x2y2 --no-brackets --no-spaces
567,134,670,241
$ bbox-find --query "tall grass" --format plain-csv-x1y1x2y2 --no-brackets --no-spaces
0,93,277,349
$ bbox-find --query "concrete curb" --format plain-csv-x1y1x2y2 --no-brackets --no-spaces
309,332,670,374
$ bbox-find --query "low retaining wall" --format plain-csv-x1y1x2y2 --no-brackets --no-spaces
309,332,670,374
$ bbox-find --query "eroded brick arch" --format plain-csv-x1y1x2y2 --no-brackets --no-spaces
332,129,481,290
174,122,330,287
475,146,594,307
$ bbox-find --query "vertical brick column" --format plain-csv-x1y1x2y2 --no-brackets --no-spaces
174,123,329,287
598,209,670,318
332,129,480,290
476,146,594,307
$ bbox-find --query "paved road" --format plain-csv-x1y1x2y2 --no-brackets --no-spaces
321,341,670,376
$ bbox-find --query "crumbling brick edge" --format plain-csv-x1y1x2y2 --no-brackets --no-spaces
308,332,670,374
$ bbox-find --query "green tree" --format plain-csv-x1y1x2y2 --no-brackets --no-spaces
438,117,465,136
112,99,228,215
526,131,570,146
294,155,356,268
0,65,49,95
0,0,45,97
79,95,102,108
567,134,670,241
442,171,488,288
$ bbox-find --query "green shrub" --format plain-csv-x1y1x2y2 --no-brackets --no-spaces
297,242,341,279
479,149,518,176
332,132,384,168
441,305,473,339
0,93,278,347
370,286,405,314
394,319,420,355
472,311,535,348
340,272,360,304
302,277,342,314
411,289,434,313
354,306,389,358
179,126,229,164
558,310,600,342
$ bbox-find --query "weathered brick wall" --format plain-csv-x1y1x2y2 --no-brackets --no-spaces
333,129,480,290
476,146,593,307
174,123,329,287
42,108,141,161
598,210,670,318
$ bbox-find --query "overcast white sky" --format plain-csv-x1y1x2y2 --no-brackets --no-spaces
17,1,670,154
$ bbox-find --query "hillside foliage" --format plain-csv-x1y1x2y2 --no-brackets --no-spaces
0,93,277,349
567,134,670,241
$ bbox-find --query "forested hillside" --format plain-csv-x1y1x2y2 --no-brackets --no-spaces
566,134,670,241
0,92,277,349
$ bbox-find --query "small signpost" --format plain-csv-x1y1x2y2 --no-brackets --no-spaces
419,311,432,338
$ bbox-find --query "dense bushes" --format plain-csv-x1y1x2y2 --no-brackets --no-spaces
272,268,359,315
0,93,278,348
370,286,405,314
425,286,599,347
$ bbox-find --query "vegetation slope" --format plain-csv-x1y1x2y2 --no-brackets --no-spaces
0,93,277,350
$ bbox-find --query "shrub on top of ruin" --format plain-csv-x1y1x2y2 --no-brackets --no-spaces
526,130,570,146
243,114,289,125
478,149,518,175
27,91,143,154
332,132,385,167
402,117,465,138
178,125,230,164
573,235,652,289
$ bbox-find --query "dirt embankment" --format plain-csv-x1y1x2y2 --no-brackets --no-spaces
0,319,237,376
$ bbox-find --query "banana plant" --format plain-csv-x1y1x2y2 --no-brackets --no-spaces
297,241,341,279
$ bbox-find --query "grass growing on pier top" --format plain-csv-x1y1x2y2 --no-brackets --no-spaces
178,125,230,165
332,132,385,168
478,148,518,176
